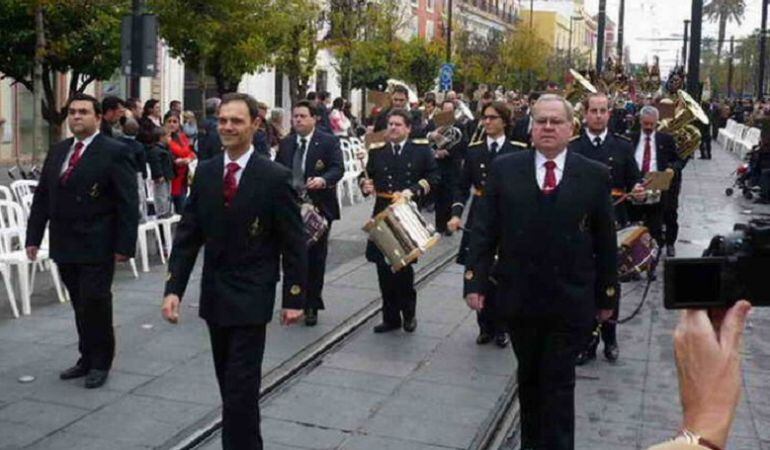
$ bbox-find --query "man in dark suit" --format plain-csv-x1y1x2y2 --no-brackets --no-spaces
100,96,125,138
628,106,684,255
275,100,343,326
162,93,307,450
464,94,617,450
509,91,541,146
360,108,440,333
427,100,467,235
448,101,524,348
569,92,643,365
26,93,139,389
373,85,410,132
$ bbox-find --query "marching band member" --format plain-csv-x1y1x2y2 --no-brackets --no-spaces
569,92,644,365
275,100,343,326
448,101,525,348
428,100,467,235
464,94,617,450
359,109,439,333
628,106,682,253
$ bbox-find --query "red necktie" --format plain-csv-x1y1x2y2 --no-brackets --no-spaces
61,141,84,184
642,135,652,174
223,162,240,207
542,160,557,195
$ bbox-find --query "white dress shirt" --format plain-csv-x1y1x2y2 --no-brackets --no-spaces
223,145,255,186
296,129,315,173
486,135,506,153
585,128,609,147
392,138,408,155
535,149,567,189
61,131,99,175
635,131,658,171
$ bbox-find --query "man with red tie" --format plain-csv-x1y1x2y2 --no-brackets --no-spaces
161,93,307,450
629,106,682,252
26,93,139,389
464,94,618,450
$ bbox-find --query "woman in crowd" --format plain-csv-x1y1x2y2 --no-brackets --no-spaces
330,97,351,137
163,111,196,214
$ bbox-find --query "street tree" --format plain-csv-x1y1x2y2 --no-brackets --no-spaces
703,0,746,63
272,0,322,105
495,28,552,91
0,0,127,140
393,37,443,96
149,0,279,105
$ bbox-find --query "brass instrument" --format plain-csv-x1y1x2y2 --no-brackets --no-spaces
565,69,598,137
430,125,463,152
657,89,710,160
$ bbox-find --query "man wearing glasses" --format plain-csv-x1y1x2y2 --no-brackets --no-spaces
448,101,525,348
464,94,618,450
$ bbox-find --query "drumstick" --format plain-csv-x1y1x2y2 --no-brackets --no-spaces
613,178,654,207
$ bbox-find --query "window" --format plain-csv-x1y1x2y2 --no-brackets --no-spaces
426,0,434,11
426,20,435,40
410,16,419,38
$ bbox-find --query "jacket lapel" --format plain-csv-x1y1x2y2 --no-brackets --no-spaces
515,150,538,209
228,152,260,213
555,150,580,212
304,133,322,177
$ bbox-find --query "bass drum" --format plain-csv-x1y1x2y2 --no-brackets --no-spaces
617,225,659,281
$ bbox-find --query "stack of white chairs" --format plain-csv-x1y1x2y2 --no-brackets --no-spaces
137,165,167,273
337,138,365,206
717,119,739,147
733,126,761,159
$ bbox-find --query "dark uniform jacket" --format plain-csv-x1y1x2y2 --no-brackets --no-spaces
26,134,139,264
510,115,533,146
569,132,641,194
361,139,440,263
464,150,618,326
147,143,176,181
118,136,149,179
452,139,526,263
275,130,344,221
629,131,683,172
164,153,308,326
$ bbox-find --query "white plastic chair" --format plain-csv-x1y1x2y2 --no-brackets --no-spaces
0,200,67,316
157,214,181,258
137,220,166,272
0,185,15,202
10,180,38,209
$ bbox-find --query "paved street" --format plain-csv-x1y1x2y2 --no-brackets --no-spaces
1,141,770,450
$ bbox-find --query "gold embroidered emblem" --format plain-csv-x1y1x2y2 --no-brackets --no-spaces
464,270,474,281
315,160,325,171
290,285,301,295
90,183,100,198
249,218,260,237
606,286,616,297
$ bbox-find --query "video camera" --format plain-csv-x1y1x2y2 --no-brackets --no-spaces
664,219,770,309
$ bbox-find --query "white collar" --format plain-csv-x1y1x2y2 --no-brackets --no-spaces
535,148,567,170
74,131,99,148
486,134,506,150
393,139,408,150
642,131,656,141
585,128,608,144
225,145,254,169
297,129,315,145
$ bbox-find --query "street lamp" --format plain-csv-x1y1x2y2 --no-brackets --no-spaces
568,16,584,69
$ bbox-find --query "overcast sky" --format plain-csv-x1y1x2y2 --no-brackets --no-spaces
582,0,763,72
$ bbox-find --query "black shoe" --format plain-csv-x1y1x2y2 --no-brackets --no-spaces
403,317,417,333
304,308,317,327
666,245,676,257
604,343,619,362
494,333,509,348
59,364,89,380
575,349,596,366
84,369,108,389
476,332,492,345
373,322,400,333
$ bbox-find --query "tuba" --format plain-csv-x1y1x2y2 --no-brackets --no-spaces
657,89,710,160
565,69,598,137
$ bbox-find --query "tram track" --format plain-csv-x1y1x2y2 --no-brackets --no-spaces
162,247,460,450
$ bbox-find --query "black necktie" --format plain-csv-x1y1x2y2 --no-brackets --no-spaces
593,136,602,147
292,138,307,190
393,144,401,156
490,142,499,154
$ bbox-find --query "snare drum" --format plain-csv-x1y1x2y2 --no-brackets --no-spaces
301,202,329,246
617,225,659,281
363,199,440,271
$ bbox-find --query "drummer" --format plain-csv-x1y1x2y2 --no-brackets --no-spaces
359,109,440,333
568,92,644,365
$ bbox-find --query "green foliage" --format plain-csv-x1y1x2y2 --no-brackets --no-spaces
272,0,321,104
393,37,443,96
703,0,746,61
149,0,278,94
0,0,128,127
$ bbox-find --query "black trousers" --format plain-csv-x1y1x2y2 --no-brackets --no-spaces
477,282,502,336
700,136,712,158
507,317,587,450
375,260,416,326
628,203,664,247
58,261,116,371
434,162,457,233
663,180,682,247
207,323,267,450
306,224,331,311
